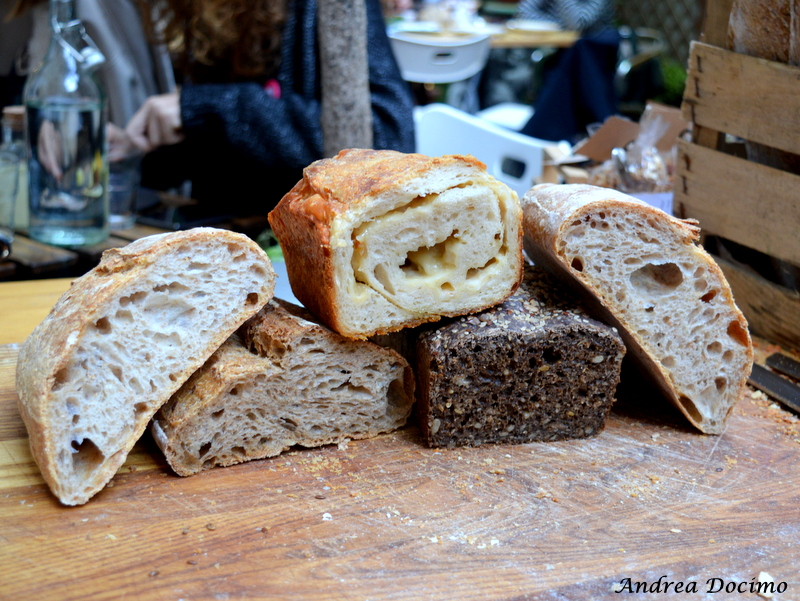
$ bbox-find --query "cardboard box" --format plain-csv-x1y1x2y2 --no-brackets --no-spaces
573,102,690,163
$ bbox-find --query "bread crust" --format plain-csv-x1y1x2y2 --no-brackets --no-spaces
269,149,524,339
16,228,275,504
521,184,754,434
153,299,415,476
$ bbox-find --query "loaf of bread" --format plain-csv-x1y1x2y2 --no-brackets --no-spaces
728,0,800,174
268,149,523,339
151,299,415,476
414,266,625,448
16,228,275,505
521,184,754,434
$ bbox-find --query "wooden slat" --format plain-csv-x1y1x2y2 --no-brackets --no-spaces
699,0,733,47
7,235,78,275
110,224,170,243
0,277,73,345
682,41,800,157
675,140,800,265
714,254,800,351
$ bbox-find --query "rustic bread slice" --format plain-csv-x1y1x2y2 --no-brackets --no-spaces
151,299,415,476
268,148,524,339
414,266,626,448
16,228,275,505
521,184,753,434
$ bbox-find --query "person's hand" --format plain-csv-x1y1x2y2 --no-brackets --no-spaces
125,92,184,154
107,123,139,162
38,120,63,182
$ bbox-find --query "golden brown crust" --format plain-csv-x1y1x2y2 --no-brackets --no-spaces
15,228,275,504
269,149,520,339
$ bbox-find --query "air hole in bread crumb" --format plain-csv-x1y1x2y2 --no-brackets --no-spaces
245,293,259,306
232,446,246,456
110,365,124,383
662,356,675,368
93,317,112,334
694,278,707,292
678,395,703,423
211,409,225,420
715,377,727,391
707,341,723,355
701,290,717,303
630,263,683,295
543,347,562,364
134,402,147,416
119,291,147,307
72,414,80,425
246,411,257,421
727,320,749,346
230,387,239,396
722,350,735,362
70,437,104,477
571,258,584,272
441,282,455,292
199,442,212,457
52,366,71,391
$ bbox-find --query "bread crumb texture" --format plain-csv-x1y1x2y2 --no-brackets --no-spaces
16,228,275,505
416,266,625,448
153,300,414,476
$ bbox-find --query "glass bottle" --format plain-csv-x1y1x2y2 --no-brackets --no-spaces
23,0,109,247
0,108,22,258
1,106,28,232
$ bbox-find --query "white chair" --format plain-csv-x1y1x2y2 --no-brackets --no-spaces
388,31,492,84
415,103,550,198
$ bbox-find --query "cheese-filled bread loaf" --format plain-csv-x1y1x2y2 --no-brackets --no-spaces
152,300,415,475
269,149,524,339
16,228,275,505
521,184,753,434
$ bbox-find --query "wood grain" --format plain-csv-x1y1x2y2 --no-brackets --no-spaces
714,254,800,352
0,277,73,345
1,344,798,600
682,42,800,157
674,140,800,265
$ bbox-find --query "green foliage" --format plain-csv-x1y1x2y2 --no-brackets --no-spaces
653,56,687,107
255,228,284,262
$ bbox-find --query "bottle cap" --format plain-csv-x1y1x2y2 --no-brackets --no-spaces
2,106,24,132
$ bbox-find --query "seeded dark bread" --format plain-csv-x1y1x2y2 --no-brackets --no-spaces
268,148,524,339
414,266,626,448
15,228,275,505
152,299,415,476
521,184,754,434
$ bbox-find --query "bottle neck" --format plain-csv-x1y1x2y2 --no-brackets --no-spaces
50,0,77,32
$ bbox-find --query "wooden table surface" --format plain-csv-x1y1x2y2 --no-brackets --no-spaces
1,281,799,599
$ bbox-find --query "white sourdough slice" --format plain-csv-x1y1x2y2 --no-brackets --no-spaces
151,299,414,476
268,149,524,339
16,228,275,505
521,184,753,434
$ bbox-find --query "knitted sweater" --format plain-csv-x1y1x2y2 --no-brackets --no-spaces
150,0,415,213
516,0,613,33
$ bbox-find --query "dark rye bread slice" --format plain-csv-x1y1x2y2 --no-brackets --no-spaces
414,266,626,448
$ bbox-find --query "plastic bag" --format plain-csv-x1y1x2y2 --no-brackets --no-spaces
589,106,672,193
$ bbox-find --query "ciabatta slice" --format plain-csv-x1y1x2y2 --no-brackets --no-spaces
152,300,414,475
16,228,275,505
521,184,753,434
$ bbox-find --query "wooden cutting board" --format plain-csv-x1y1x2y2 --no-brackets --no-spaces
1,342,798,600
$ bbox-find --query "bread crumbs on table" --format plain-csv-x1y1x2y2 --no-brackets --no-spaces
149,571,159,577
206,523,216,531
181,527,189,535
187,560,197,565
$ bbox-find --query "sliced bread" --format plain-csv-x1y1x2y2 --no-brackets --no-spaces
268,149,523,339
521,184,753,434
16,228,275,505
151,299,415,476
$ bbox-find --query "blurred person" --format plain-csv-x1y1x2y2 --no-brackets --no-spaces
1,0,175,126
127,0,415,216
516,0,619,143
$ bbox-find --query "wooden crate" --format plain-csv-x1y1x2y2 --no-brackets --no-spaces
674,40,800,350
